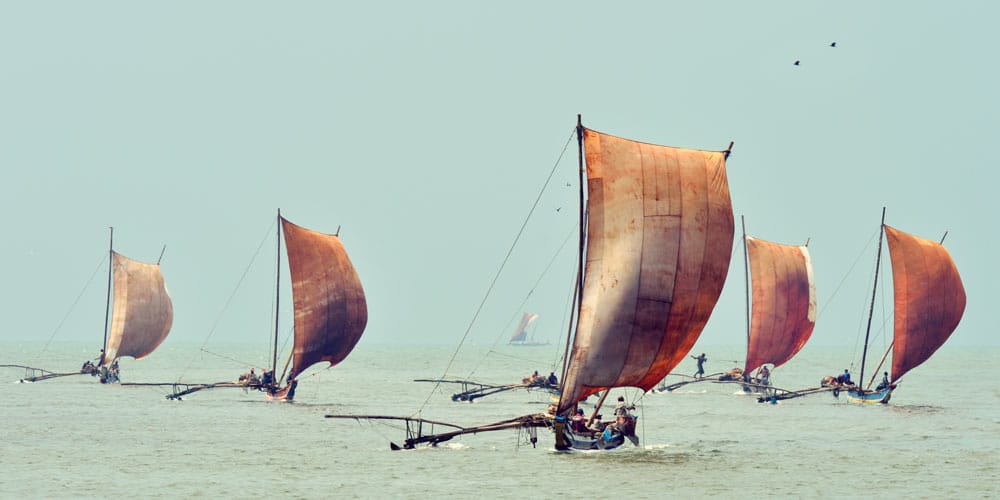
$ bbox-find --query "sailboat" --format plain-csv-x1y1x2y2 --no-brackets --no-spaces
164,212,368,401
839,208,965,404
736,225,817,395
329,116,735,450
17,229,173,384
507,312,549,346
656,220,816,397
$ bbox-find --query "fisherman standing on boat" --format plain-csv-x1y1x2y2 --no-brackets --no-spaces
691,353,707,378
758,365,770,386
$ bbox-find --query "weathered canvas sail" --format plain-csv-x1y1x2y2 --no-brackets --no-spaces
885,225,966,381
510,312,540,342
103,251,173,363
558,127,734,412
744,237,816,374
282,217,368,381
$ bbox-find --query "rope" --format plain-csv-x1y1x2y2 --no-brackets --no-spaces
467,224,577,379
176,219,277,382
33,254,106,365
415,127,576,416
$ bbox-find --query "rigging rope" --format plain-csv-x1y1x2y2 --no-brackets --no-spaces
34,255,106,365
175,219,277,383
467,224,577,379
415,128,576,416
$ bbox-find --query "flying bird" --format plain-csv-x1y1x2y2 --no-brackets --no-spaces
830,42,837,47
794,60,800,66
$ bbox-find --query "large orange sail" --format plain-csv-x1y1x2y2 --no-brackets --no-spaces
281,217,368,381
558,127,734,412
885,225,965,381
103,252,173,363
743,237,816,374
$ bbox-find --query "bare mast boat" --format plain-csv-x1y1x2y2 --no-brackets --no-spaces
165,212,367,401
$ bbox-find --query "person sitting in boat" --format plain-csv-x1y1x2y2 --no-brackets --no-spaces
261,369,274,387
570,408,589,433
248,368,259,386
719,367,743,381
691,353,707,378
547,372,558,386
81,360,94,373
876,371,890,391
839,369,852,386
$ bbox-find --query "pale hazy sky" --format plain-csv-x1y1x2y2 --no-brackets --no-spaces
1,1,994,364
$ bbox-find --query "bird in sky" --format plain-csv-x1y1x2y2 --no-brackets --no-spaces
830,42,837,47
794,60,801,66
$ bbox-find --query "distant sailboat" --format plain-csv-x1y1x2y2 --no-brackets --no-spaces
839,209,966,404
656,221,816,397
165,212,367,401
508,312,549,346
736,228,817,395
16,228,173,384
329,116,735,450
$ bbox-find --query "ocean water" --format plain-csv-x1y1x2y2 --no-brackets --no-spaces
1,341,997,499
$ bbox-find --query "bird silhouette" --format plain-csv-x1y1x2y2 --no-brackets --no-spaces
830,42,837,47
556,207,562,212
794,60,800,66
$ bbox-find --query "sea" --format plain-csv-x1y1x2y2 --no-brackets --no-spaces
2,341,997,499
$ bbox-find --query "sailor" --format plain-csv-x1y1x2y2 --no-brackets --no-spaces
758,365,771,385
547,372,558,386
570,408,588,433
614,396,633,421
249,368,258,385
842,369,852,385
691,353,707,378
261,369,274,386
876,371,890,391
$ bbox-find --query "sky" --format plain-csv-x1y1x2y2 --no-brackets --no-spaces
1,1,995,366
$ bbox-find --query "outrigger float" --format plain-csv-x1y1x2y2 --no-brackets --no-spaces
327,116,735,451
414,378,559,402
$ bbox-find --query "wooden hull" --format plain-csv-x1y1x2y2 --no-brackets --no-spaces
265,380,297,402
840,386,893,404
555,416,638,451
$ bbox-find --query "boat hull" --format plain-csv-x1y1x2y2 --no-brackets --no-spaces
554,416,638,451
840,386,893,404
265,380,298,402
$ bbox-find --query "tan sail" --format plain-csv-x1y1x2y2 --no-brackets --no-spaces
744,237,816,374
885,225,966,381
103,251,173,363
281,217,368,381
558,127,734,412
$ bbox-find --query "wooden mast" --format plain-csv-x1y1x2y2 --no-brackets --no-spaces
741,216,750,370
557,115,586,408
272,209,282,377
100,226,114,365
858,207,887,394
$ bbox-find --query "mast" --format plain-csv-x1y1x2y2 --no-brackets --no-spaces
859,207,887,393
741,216,750,367
559,116,586,388
101,227,114,365
273,209,282,376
